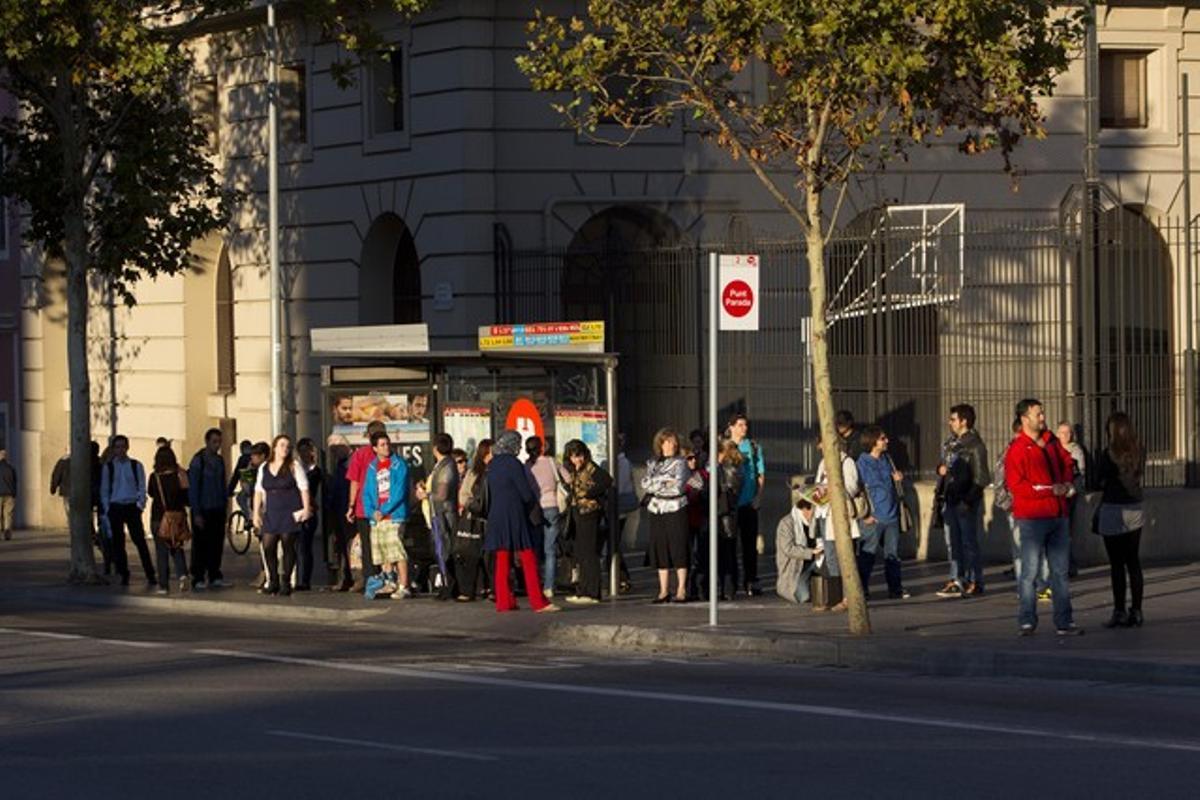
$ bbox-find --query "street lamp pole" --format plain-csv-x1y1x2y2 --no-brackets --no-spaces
267,1,282,436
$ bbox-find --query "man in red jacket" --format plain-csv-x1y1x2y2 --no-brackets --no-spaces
1004,398,1083,636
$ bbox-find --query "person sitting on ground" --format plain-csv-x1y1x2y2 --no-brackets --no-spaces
776,476,822,605
361,431,411,600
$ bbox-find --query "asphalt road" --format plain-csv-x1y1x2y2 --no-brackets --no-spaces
2,604,1200,799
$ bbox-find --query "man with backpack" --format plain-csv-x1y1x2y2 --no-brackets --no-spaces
100,435,155,587
188,428,228,589
728,413,765,596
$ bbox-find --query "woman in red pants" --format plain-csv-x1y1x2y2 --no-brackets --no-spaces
484,430,560,613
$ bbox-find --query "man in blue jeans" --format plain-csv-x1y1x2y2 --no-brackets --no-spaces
855,426,910,599
936,404,990,598
1005,397,1082,636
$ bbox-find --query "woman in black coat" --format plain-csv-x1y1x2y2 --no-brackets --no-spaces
484,430,559,613
562,439,612,604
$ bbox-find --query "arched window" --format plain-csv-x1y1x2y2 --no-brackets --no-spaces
360,213,422,325
215,246,235,393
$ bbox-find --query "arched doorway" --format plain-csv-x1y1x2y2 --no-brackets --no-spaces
827,209,941,473
1092,205,1173,455
360,213,421,325
562,206,688,446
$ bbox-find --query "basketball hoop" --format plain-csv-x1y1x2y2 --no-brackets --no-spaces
826,203,965,325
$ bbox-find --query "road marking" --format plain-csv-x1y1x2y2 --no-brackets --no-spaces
265,730,496,762
91,638,168,649
0,628,85,641
7,626,1200,755
191,647,1200,754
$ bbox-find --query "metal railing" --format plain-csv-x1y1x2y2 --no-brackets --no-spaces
496,210,1199,487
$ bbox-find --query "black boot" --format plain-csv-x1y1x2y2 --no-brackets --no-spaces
1127,609,1144,627
1103,609,1129,628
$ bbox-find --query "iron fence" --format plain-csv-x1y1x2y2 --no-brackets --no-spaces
496,210,1199,488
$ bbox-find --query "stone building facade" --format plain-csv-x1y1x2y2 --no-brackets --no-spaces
11,1,1200,526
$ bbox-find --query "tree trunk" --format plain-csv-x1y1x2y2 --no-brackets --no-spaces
59,91,101,585
805,186,870,634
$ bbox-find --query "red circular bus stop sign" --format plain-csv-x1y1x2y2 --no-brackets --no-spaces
722,279,754,318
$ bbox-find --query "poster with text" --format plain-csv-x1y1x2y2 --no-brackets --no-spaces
554,407,608,466
443,405,492,458
329,391,431,446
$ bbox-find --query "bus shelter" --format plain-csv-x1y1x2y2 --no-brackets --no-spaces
311,343,623,597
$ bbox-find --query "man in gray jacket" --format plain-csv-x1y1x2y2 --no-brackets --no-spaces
938,404,991,597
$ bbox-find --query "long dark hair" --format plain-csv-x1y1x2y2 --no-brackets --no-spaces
153,446,178,473
270,434,295,477
471,439,493,477
562,439,592,472
1106,412,1144,477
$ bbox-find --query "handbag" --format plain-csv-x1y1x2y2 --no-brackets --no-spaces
153,473,191,548
718,512,738,540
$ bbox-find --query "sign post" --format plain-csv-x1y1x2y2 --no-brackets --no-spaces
710,253,759,626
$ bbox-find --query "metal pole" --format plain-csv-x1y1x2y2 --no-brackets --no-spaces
267,2,282,435
605,362,620,599
708,252,719,627
1081,9,1100,448
1183,73,1196,484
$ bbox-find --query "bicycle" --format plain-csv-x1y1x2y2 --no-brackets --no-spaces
226,508,254,555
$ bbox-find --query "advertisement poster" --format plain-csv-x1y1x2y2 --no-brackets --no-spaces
329,391,431,446
443,405,492,458
554,407,608,465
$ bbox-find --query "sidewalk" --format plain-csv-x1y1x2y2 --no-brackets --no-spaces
4,529,1200,686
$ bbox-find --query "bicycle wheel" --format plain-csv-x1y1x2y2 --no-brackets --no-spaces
226,510,251,555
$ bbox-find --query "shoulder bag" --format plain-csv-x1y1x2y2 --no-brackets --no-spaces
153,472,192,548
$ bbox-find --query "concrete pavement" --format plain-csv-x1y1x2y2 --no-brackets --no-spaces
4,529,1200,687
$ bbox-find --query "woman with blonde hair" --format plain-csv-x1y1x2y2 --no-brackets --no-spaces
641,427,692,603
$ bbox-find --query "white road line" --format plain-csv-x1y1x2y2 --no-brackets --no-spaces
0,628,85,641
90,638,168,649
191,647,1200,754
8,627,1200,755
265,730,496,761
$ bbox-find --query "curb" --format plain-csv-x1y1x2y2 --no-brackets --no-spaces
0,587,390,627
0,586,540,644
541,622,1200,688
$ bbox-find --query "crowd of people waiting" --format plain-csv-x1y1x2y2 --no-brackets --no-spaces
49,395,1150,633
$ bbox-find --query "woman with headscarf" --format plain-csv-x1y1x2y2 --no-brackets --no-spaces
484,430,559,613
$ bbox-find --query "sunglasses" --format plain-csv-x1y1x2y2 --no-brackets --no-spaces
454,458,466,465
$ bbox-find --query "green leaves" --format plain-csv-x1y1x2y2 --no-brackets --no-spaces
518,0,1085,189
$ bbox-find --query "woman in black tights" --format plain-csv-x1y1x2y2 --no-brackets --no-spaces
253,435,313,596
1094,412,1145,628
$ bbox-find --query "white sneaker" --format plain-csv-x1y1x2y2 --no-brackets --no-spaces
193,579,208,590
565,595,599,605
392,587,412,600
155,587,168,596
543,588,554,599
209,578,226,588
178,576,190,593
